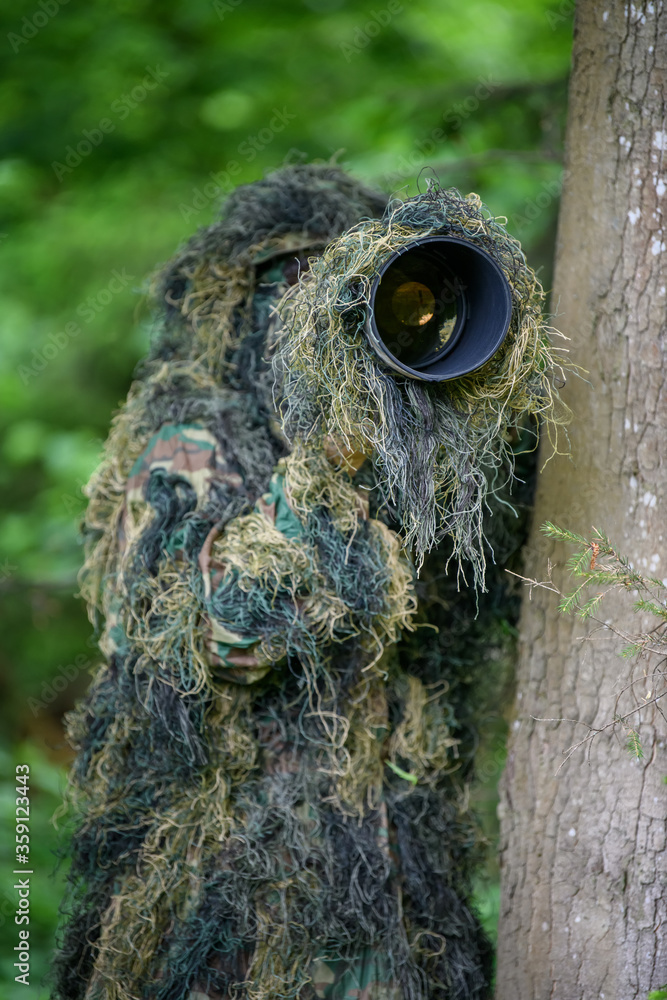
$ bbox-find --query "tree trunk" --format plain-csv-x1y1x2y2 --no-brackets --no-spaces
496,1,667,998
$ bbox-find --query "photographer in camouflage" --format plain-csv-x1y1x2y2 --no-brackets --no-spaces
52,162,561,1000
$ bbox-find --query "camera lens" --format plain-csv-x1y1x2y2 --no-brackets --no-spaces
366,236,512,382
372,247,465,369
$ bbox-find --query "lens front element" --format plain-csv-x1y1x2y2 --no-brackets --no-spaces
373,247,465,370
366,236,512,382
390,282,435,327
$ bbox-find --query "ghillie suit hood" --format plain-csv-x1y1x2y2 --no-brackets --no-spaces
52,162,563,1000
276,187,568,584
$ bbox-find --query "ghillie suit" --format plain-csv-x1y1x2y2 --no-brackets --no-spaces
52,163,564,1000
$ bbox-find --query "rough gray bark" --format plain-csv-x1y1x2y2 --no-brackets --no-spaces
496,1,667,998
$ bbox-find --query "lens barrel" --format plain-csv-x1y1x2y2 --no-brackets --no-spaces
365,236,513,382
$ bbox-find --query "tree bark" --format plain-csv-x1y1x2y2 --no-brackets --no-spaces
497,1,667,998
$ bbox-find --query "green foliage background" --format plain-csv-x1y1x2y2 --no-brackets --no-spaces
0,0,572,994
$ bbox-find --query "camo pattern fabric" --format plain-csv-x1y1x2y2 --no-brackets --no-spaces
309,952,402,1000
127,425,307,683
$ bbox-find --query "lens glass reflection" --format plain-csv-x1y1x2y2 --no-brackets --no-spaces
391,281,435,326
374,249,463,369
